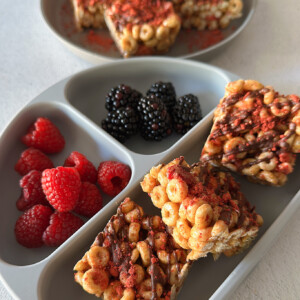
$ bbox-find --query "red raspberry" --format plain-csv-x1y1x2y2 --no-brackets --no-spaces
14,205,53,248
74,182,103,217
15,147,54,176
42,211,84,247
21,117,65,154
16,170,48,211
97,161,131,196
64,151,97,183
42,167,81,212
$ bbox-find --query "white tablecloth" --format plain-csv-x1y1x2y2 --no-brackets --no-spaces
1,0,300,299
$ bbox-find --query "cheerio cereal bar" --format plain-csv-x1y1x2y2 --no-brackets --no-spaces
74,197,191,299
172,0,243,30
140,157,263,261
104,0,181,58
71,0,109,30
201,79,300,187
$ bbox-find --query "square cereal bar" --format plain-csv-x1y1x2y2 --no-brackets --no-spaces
71,0,108,30
141,157,263,261
104,0,181,58
201,79,300,186
74,197,191,299
172,0,243,30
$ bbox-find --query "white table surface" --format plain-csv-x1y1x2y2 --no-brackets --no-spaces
1,0,300,299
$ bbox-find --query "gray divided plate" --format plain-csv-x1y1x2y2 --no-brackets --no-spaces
0,57,299,300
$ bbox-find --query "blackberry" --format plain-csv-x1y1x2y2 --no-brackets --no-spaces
105,84,142,111
172,94,202,134
146,81,176,112
137,94,172,141
101,107,139,143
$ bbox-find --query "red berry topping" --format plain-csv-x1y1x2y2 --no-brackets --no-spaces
97,161,131,196
14,205,53,248
16,170,48,211
74,182,103,217
42,211,84,247
21,117,65,154
15,147,54,176
64,151,97,184
42,167,81,212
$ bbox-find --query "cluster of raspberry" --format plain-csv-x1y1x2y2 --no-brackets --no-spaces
14,117,131,248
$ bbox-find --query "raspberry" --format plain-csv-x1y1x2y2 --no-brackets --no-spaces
21,117,65,154
15,148,54,176
42,211,84,247
74,182,103,217
42,167,81,212
14,205,53,248
17,170,48,211
97,161,131,196
64,151,97,184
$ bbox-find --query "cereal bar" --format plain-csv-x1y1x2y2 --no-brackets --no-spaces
71,0,109,30
201,79,300,186
74,197,191,299
172,0,243,30
104,0,181,58
140,157,263,261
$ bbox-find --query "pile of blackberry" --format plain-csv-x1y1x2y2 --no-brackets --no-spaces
101,82,202,143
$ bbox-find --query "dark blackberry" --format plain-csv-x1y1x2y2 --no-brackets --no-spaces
137,94,172,141
101,107,139,143
105,84,142,111
172,94,202,134
146,81,176,112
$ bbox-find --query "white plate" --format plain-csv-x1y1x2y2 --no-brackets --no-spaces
40,0,256,63
0,57,299,300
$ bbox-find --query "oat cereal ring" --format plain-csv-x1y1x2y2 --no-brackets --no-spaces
204,139,223,154
223,137,247,159
166,178,188,203
176,218,191,240
243,79,264,91
82,268,109,297
120,264,145,287
157,250,176,265
258,170,278,185
211,220,229,239
270,97,291,117
156,25,170,40
263,88,275,104
120,35,137,54
138,278,163,299
172,227,189,249
120,198,136,214
74,271,84,285
179,197,190,220
257,152,277,171
131,248,140,263
162,202,179,227
73,256,90,272
194,204,213,229
154,232,168,251
186,198,206,224
169,264,183,285
225,79,244,94
150,185,169,208
190,226,212,242
139,24,154,41
137,241,151,266
242,158,260,176
228,0,243,15
125,206,144,223
131,24,140,40
128,222,141,242
103,281,123,300
86,246,110,268
121,288,135,300
292,135,300,152
140,173,157,193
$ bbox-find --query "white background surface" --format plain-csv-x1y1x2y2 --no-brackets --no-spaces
1,0,300,299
